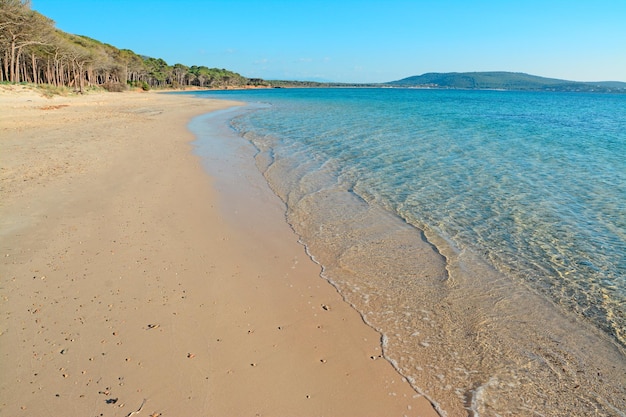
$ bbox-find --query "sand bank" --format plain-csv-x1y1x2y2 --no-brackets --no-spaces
0,86,438,416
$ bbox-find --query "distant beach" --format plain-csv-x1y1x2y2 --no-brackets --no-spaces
0,86,439,417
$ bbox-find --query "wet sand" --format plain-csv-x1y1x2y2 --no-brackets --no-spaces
0,85,439,417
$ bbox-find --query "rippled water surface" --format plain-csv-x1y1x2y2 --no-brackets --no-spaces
191,89,626,416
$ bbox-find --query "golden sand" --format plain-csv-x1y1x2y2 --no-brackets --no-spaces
0,86,438,416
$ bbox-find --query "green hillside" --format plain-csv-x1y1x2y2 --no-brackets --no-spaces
387,72,626,93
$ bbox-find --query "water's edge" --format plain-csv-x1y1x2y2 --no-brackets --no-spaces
191,97,626,417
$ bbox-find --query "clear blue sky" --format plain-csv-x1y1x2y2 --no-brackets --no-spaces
31,0,626,83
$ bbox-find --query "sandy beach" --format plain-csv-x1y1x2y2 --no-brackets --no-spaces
0,86,439,417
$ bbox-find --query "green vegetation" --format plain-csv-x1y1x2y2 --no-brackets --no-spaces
386,72,626,93
267,80,380,88
0,0,266,92
36,83,71,98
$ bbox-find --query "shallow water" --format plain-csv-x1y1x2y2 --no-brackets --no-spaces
190,89,626,417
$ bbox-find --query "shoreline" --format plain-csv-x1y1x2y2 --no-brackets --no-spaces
189,88,626,416
0,87,439,416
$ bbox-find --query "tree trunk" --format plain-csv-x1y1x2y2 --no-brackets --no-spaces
20,55,28,82
10,38,17,82
1,50,8,82
86,65,94,86
70,60,76,89
31,51,37,84
77,61,84,93
45,58,52,84
57,60,63,86
54,52,61,86
14,46,22,83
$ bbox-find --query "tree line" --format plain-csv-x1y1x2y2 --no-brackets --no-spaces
0,0,266,91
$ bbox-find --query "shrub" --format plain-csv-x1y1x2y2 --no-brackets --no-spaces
102,82,126,92
37,84,70,98
127,80,151,91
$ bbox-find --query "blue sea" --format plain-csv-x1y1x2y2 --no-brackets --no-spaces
189,88,626,417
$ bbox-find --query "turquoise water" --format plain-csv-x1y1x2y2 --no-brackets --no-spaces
190,89,626,417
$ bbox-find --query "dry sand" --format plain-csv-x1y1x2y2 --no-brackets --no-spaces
0,85,439,417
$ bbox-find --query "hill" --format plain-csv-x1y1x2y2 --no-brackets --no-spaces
386,72,626,93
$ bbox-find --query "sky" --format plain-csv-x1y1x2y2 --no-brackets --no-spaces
31,0,626,83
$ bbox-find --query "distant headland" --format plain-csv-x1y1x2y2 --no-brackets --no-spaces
383,71,626,93
270,72,626,93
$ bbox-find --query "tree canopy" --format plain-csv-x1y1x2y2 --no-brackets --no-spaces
0,0,264,91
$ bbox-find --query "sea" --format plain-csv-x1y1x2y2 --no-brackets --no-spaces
187,88,626,417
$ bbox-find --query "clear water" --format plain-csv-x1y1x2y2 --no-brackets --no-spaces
190,89,626,417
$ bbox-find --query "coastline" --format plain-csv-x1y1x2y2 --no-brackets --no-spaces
189,87,626,417
0,87,439,416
